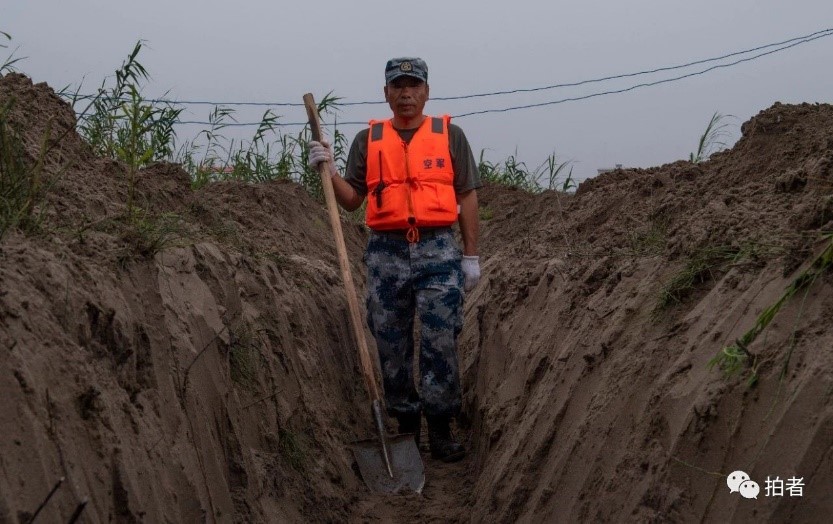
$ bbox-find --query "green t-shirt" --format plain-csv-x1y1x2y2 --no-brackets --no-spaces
343,121,482,197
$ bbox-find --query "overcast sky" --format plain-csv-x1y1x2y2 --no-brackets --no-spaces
5,1,833,183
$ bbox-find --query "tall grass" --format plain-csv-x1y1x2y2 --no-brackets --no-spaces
1,31,79,241
1,31,25,74
478,149,574,193
709,234,833,386
77,41,181,180
177,105,234,188
179,93,346,200
690,112,733,163
0,98,52,239
72,44,341,206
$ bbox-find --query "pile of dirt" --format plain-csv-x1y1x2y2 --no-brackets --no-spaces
2,71,832,523
464,102,833,522
1,73,368,523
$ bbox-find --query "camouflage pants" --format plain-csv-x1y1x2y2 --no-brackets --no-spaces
364,227,464,418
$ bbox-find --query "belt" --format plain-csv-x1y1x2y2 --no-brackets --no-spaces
371,226,452,242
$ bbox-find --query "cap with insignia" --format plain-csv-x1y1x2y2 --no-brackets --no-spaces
385,57,428,84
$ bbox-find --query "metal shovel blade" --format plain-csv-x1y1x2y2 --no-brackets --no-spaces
352,435,425,494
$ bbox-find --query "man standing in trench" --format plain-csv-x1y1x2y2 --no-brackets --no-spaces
308,57,481,462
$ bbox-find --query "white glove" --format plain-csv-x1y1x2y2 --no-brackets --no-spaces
461,255,480,292
308,139,336,176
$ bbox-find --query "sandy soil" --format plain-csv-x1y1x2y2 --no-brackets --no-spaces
1,72,832,523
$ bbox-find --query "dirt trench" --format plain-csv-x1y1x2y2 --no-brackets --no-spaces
2,72,833,523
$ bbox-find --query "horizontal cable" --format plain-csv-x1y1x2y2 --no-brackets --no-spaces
64,27,832,109
454,31,832,118
433,27,833,102
149,31,830,127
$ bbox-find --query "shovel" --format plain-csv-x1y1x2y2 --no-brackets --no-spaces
303,94,425,494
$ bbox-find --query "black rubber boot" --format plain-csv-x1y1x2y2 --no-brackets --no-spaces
426,415,465,462
396,411,421,447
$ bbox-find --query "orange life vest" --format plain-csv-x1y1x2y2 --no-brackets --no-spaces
365,115,457,239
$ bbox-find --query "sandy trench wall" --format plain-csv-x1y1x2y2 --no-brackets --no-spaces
462,252,833,523
1,239,370,523
0,73,372,523
461,103,833,523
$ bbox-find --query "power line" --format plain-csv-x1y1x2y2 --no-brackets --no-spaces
65,27,832,109
173,119,366,126
454,31,833,118
71,29,831,128
433,27,833,102
167,29,831,127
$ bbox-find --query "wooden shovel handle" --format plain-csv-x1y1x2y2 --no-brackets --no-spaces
303,93,380,402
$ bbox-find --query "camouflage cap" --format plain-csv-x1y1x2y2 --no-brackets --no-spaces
385,57,428,84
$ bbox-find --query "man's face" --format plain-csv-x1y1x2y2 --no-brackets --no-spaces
384,76,429,122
